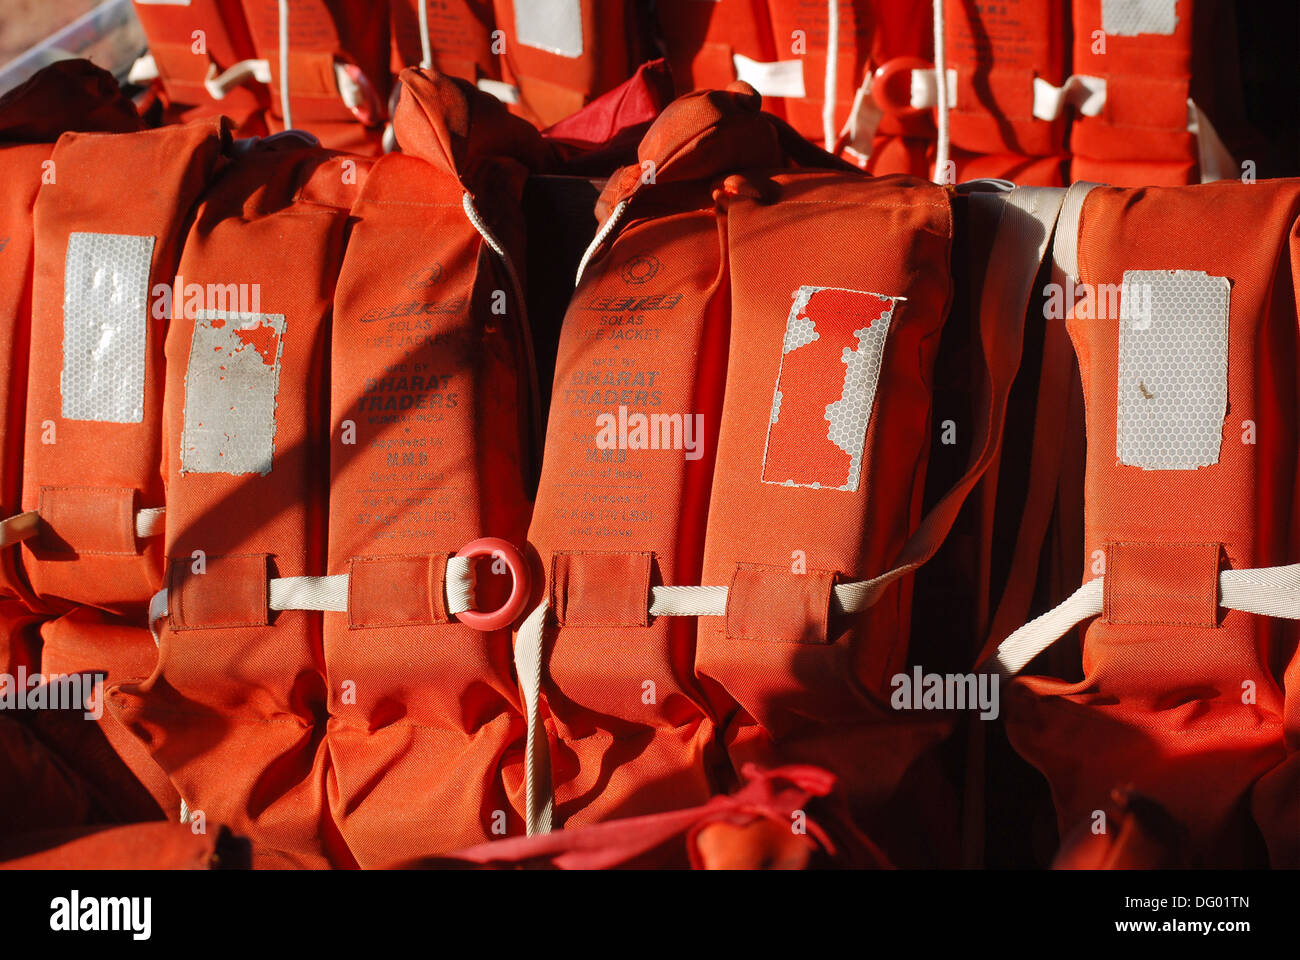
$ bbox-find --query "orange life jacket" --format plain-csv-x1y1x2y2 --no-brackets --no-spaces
490,0,641,127
238,0,390,153
510,84,1030,865
107,134,370,869
130,0,268,133
321,69,545,866
19,120,226,617
388,0,501,87
984,179,1300,868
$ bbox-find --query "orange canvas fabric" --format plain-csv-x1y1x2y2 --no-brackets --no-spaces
388,0,500,84
321,70,543,866
1003,180,1300,867
0,63,143,607
490,0,639,127
21,120,226,616
239,0,389,152
1068,0,1198,184
109,137,370,869
131,0,267,128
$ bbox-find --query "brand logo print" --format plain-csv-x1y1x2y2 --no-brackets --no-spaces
620,254,660,285
403,263,443,289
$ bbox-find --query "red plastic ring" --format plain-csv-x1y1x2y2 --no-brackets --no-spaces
453,537,530,631
872,56,932,115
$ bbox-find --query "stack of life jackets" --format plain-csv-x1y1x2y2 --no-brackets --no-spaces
123,1,1255,185
1,54,1297,869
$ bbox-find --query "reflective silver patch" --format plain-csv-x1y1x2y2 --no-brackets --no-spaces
514,0,583,58
762,286,898,492
61,232,155,423
1101,0,1178,37
1116,269,1229,470
180,310,285,476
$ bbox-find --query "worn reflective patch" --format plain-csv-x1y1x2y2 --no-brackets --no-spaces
762,286,899,492
181,311,285,475
62,232,155,423
514,0,582,57
1101,0,1178,36
1116,269,1229,470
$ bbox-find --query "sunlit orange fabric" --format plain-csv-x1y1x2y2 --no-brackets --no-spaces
1005,180,1300,868
490,0,639,127
321,70,542,866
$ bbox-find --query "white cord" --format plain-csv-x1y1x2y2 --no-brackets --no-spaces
418,0,433,69
823,0,840,152
932,0,950,183
278,0,292,130
575,200,629,288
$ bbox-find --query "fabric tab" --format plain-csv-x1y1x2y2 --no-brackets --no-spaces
1103,541,1220,627
168,553,269,630
551,551,652,627
36,486,137,555
725,563,835,644
347,554,450,629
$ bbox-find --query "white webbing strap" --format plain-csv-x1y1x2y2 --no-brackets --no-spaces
0,506,165,548
417,0,433,69
146,556,477,637
731,54,806,99
1032,74,1107,121
128,53,159,85
268,575,349,612
278,0,293,130
444,555,475,616
135,507,166,539
476,78,520,104
0,511,40,549
204,58,273,100
822,0,839,152
988,563,1300,676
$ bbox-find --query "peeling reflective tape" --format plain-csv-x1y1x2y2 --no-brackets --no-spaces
1116,269,1229,470
514,0,583,58
762,287,899,491
1101,0,1178,36
733,53,806,99
181,310,285,476
62,232,155,423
